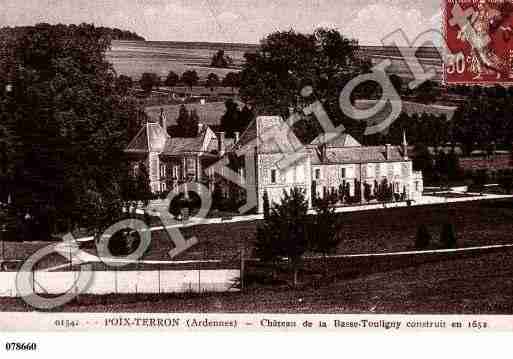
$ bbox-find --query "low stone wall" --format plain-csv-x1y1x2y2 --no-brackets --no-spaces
0,269,239,298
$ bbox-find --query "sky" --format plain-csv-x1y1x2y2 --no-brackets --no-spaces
0,0,442,45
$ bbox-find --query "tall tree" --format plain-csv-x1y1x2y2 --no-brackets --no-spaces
262,190,270,219
115,75,133,96
140,72,160,93
239,28,364,138
189,109,200,137
176,104,190,137
135,162,152,207
206,73,220,89
181,70,199,89
0,23,141,235
211,50,231,68
255,187,309,286
220,99,240,137
222,72,241,89
164,70,180,87
310,196,341,276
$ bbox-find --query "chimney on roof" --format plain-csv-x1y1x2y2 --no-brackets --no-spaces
159,108,167,132
402,131,408,160
317,132,328,163
217,132,225,156
234,131,240,144
385,144,392,160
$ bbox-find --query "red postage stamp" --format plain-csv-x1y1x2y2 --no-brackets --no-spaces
444,0,513,84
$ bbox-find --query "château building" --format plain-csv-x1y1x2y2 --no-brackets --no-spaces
125,113,423,213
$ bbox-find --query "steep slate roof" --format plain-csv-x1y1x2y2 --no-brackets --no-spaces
308,130,406,165
162,138,202,154
126,122,169,153
309,145,405,165
310,132,362,148
234,116,306,154
206,138,235,153
126,121,228,155
162,124,221,155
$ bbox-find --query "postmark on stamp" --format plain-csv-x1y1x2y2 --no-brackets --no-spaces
444,0,513,84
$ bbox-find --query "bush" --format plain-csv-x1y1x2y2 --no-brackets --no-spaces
169,191,201,218
440,223,457,249
107,229,141,256
415,224,431,250
470,169,489,193
498,170,513,194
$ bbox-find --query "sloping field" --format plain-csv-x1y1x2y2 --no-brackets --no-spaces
107,41,443,82
107,40,251,80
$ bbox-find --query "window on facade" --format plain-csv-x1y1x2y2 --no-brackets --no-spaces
271,169,277,184
367,164,374,178
286,168,294,184
296,165,305,182
186,157,196,176
415,181,419,191
340,168,346,178
315,169,321,180
160,164,167,178
378,165,382,177
401,163,407,177
394,163,401,176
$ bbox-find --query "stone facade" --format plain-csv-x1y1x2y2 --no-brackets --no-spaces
125,115,424,213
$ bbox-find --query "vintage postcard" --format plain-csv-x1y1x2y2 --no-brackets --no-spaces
0,0,513,355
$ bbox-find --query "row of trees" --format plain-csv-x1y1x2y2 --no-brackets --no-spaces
413,145,462,185
312,178,407,206
139,70,241,93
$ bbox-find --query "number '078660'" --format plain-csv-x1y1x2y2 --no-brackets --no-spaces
5,342,37,351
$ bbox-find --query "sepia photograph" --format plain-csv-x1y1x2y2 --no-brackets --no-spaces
1,0,513,343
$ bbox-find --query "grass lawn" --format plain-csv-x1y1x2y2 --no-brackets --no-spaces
4,198,513,270
2,198,513,312
122,198,513,262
